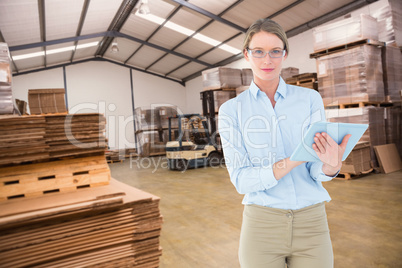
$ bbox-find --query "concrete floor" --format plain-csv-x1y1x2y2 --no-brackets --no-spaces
109,156,402,268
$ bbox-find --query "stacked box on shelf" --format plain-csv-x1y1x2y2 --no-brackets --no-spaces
381,45,402,103
326,106,386,168
280,67,299,81
28,89,67,115
135,106,180,157
312,14,378,52
201,67,242,91
137,130,165,157
316,44,384,106
0,43,13,114
159,106,178,129
135,107,161,131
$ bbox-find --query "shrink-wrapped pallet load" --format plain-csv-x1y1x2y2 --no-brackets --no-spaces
312,14,378,52
381,45,402,103
372,0,402,46
201,67,242,91
316,44,384,106
135,107,161,131
0,43,14,114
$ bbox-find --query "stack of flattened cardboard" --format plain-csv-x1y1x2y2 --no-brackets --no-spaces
0,113,107,167
44,113,107,158
28,88,67,115
0,178,163,268
341,142,372,174
0,116,49,166
316,44,385,106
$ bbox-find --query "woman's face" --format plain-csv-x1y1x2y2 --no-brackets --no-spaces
244,31,287,86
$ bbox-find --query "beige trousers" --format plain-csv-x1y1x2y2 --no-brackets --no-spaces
239,202,333,268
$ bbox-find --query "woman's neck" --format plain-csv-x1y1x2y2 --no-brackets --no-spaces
255,76,280,100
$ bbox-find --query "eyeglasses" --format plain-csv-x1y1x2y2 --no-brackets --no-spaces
247,48,286,58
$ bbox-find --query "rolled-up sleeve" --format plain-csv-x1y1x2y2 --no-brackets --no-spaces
218,102,278,195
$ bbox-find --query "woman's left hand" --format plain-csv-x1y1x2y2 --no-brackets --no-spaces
312,132,351,176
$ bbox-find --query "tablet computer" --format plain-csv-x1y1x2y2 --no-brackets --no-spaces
290,122,369,162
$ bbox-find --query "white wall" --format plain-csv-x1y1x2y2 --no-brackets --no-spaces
11,61,186,150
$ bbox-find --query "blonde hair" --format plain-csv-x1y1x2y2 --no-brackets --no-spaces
243,18,289,55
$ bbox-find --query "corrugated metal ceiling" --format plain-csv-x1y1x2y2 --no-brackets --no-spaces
0,0,378,85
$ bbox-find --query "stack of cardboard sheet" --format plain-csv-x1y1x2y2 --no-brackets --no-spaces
372,0,402,47
341,142,372,174
312,14,378,52
28,88,67,115
44,113,107,158
381,45,402,103
0,178,163,268
316,44,385,106
0,113,107,166
0,115,49,166
201,67,242,91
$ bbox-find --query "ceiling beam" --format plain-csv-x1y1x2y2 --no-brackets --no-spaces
267,0,305,19
38,0,46,67
8,31,213,68
70,0,91,62
286,0,379,38
95,0,139,56
169,0,247,33
12,57,185,86
126,4,183,67
153,0,244,75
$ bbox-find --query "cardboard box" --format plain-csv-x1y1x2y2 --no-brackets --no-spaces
341,142,372,174
241,68,253,86
313,14,378,52
28,88,67,114
281,67,299,81
202,67,242,91
381,45,402,102
213,90,236,113
135,107,161,131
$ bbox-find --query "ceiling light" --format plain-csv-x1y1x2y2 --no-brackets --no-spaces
111,42,119,53
139,0,150,15
12,41,99,61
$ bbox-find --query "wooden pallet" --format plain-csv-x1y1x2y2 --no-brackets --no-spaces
310,39,385,58
0,155,111,202
325,101,399,109
335,168,373,180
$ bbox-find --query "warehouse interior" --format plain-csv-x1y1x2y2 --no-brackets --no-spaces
0,0,401,267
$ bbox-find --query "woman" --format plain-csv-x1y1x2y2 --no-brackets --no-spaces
218,18,350,268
